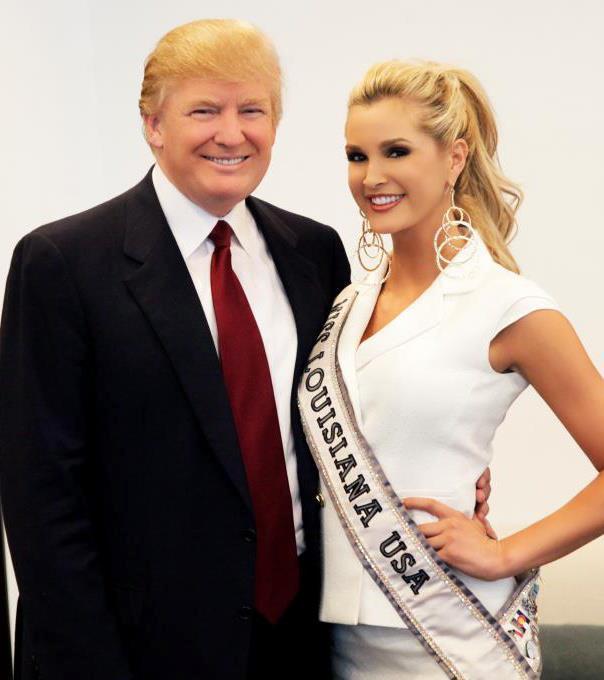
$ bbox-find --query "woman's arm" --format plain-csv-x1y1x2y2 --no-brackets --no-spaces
406,309,604,580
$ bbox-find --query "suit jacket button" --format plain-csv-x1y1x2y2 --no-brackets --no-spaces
31,654,40,673
239,605,253,621
315,492,325,508
242,528,256,543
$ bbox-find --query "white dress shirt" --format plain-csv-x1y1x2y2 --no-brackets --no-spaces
152,164,304,553
320,234,559,627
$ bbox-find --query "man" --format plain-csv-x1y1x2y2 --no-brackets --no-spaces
0,19,491,680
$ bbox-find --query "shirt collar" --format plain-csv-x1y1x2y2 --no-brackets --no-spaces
152,163,258,259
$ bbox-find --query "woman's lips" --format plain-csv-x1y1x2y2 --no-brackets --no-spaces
367,194,405,212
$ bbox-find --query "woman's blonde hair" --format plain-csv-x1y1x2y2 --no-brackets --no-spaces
349,60,521,272
139,19,282,125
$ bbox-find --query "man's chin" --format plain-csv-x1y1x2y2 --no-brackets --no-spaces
190,187,249,217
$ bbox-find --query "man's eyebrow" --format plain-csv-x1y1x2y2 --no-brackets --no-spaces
188,99,220,107
239,98,270,106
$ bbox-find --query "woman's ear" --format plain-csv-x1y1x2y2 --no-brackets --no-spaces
449,138,469,185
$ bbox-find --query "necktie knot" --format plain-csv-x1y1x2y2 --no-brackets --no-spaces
209,220,232,249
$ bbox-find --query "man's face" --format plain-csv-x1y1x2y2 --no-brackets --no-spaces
145,78,276,216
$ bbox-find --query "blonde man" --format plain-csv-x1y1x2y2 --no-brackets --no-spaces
0,19,349,680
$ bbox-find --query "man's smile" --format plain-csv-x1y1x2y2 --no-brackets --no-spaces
201,155,250,166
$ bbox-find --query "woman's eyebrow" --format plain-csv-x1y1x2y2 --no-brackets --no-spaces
380,137,412,147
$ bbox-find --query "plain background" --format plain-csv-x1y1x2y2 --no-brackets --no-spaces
2,0,603,654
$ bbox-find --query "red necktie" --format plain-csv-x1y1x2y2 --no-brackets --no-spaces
209,220,299,623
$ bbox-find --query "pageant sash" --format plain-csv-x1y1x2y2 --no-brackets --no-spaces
298,286,542,680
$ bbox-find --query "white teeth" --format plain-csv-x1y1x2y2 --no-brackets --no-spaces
205,156,246,165
370,194,404,205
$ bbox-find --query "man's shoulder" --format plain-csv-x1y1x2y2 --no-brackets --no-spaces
249,196,350,294
24,173,152,251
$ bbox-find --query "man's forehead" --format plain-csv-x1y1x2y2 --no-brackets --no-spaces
171,77,271,101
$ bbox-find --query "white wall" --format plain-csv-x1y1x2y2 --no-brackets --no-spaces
2,0,603,652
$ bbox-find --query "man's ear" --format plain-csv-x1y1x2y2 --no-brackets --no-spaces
143,114,163,150
449,138,469,184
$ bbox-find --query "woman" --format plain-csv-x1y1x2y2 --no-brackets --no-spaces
298,60,604,679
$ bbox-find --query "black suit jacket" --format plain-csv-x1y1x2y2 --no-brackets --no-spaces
0,169,350,680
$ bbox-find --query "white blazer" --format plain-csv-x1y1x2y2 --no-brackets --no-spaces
320,235,559,628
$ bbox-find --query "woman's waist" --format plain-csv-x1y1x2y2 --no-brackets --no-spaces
323,558,517,628
320,488,516,628
320,478,478,523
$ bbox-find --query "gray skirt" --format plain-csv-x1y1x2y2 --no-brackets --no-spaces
333,623,449,679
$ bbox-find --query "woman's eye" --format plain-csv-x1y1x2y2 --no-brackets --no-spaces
388,146,411,158
346,152,366,162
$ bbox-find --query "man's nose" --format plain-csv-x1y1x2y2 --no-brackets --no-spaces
213,112,246,147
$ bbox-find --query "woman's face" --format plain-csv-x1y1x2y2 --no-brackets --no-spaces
345,97,464,237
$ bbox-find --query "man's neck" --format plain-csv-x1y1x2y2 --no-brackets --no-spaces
154,160,239,217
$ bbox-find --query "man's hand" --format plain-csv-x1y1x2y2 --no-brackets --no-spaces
474,467,497,539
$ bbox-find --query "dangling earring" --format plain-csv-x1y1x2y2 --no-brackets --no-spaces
433,188,477,277
356,209,391,283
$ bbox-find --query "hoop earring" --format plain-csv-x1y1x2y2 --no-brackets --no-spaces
356,209,391,283
433,188,477,278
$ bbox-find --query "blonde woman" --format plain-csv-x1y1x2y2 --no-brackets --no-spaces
298,61,604,678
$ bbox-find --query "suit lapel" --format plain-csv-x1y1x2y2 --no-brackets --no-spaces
123,172,252,509
246,198,328,383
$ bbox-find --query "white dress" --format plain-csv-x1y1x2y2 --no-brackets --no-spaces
320,235,559,678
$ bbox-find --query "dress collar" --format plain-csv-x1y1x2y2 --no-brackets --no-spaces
345,231,496,377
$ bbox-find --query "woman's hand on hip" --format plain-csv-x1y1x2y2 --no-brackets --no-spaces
404,497,508,581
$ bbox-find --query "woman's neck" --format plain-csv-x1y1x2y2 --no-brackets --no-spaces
384,220,441,300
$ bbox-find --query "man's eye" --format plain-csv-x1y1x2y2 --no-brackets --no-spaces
346,152,366,162
388,146,411,158
241,108,264,116
191,109,216,116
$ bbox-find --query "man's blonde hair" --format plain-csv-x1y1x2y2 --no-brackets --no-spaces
139,19,282,124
